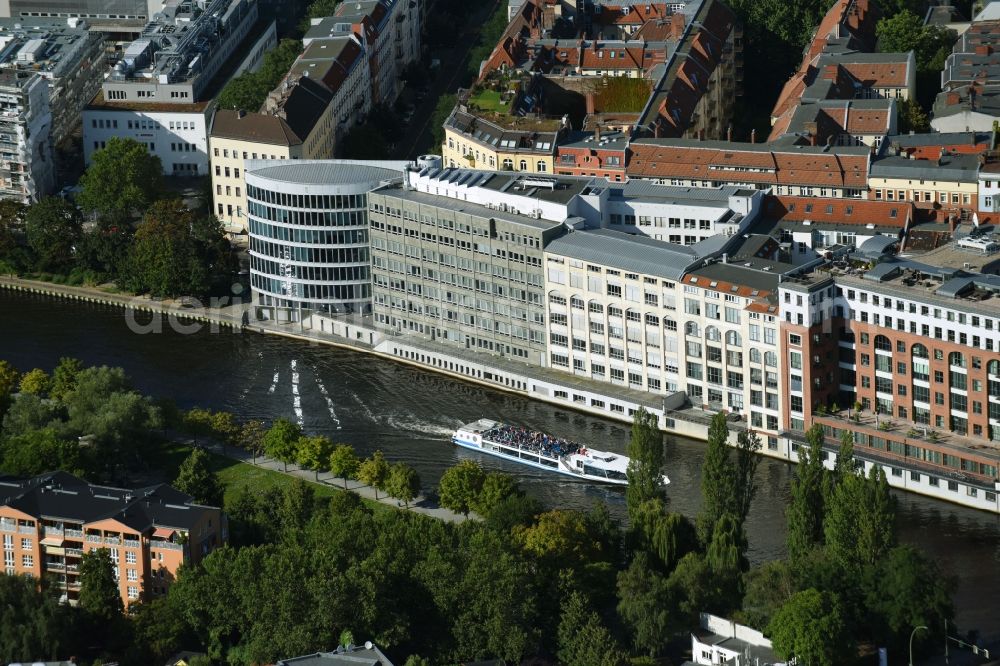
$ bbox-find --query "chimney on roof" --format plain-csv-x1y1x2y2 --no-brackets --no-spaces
594,123,601,141
585,91,595,115
939,147,946,166
727,125,732,142
751,128,756,143
970,86,978,111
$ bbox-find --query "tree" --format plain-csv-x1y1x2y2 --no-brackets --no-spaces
733,426,762,526
786,424,828,564
296,434,335,480
665,551,713,630
514,510,601,561
768,589,854,666
216,39,302,112
630,499,696,573
279,478,315,533
80,548,124,620
0,573,78,663
328,444,360,488
898,98,930,134
864,545,955,656
17,368,50,397
698,411,736,544
470,470,520,517
239,419,267,464
0,360,17,419
740,560,799,630
437,459,485,516
0,428,82,477
704,513,745,615
832,428,855,485
558,587,627,666
211,411,240,453
625,406,665,520
616,551,671,656
77,137,163,220
50,357,83,401
119,200,233,298
264,418,301,472
24,197,82,273
357,450,391,500
385,462,421,508
877,11,956,72
182,407,216,445
824,465,895,571
174,448,224,507
77,217,133,282
0,199,26,263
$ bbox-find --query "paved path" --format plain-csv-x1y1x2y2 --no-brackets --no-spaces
204,441,475,524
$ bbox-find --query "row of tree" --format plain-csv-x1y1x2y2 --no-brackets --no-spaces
215,40,305,113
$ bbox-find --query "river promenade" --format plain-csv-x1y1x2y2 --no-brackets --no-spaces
201,439,473,524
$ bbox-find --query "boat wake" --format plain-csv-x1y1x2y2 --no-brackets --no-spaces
312,365,342,429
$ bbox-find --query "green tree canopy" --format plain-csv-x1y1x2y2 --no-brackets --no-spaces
24,197,82,273
264,418,302,472
0,199,26,264
296,434,335,480
174,448,224,507
0,427,82,477
786,424,828,564
50,357,83,401
79,548,124,621
877,10,956,72
557,586,627,666
216,39,303,112
513,509,602,561
616,551,671,656
437,459,485,516
328,443,360,488
239,419,267,465
120,200,233,298
625,407,665,520
0,573,79,663
698,412,736,544
357,450,391,500
469,470,520,518
385,462,421,508
898,98,931,134
824,465,895,571
18,368,50,397
768,589,854,666
77,137,163,220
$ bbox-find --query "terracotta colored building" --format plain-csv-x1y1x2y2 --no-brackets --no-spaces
0,471,226,606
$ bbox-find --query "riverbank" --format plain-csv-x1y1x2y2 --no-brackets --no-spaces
4,275,1000,515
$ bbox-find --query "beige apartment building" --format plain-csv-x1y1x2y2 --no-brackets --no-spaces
543,230,786,445
209,81,333,232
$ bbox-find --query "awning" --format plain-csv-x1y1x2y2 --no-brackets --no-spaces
152,527,175,539
41,536,65,547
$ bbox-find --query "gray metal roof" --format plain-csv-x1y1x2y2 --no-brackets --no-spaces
613,180,748,206
857,234,899,257
869,154,981,182
544,228,700,280
246,160,408,186
888,131,991,148
378,186,564,232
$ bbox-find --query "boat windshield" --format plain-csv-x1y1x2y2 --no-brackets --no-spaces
483,424,583,459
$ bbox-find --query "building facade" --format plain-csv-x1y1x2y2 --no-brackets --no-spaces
0,70,54,202
0,471,226,606
246,160,407,320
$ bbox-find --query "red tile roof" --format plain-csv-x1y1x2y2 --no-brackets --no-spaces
764,194,912,228
627,141,871,188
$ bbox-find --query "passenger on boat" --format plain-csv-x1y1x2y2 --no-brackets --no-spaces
482,424,583,458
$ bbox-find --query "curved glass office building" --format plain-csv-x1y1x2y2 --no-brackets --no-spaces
246,161,404,321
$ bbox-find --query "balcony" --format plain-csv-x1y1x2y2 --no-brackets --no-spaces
124,538,140,549
43,526,63,537
65,548,83,557
18,525,35,535
0,520,14,532
104,536,121,546
46,562,65,571
65,528,83,538
151,540,184,551
85,534,102,543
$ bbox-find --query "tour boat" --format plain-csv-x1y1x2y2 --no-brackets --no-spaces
452,419,670,487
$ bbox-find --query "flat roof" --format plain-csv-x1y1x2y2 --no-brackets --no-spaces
544,228,700,280
869,154,982,181
377,185,564,232
86,89,210,113
245,159,407,186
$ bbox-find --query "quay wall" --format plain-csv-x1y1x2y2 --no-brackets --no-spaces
2,277,998,515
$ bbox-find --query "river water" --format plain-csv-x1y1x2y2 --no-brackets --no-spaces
1,291,998,631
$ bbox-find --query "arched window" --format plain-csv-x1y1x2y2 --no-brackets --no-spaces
519,159,527,171
874,334,892,352
764,351,777,367
949,351,966,368
726,330,742,346
548,291,566,306
911,343,928,358
705,325,721,341
536,160,547,172
570,296,584,309
749,348,761,363
502,158,513,170
686,322,700,337
989,359,1000,376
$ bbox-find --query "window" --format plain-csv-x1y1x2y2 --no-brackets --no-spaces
21,554,32,567
126,551,137,564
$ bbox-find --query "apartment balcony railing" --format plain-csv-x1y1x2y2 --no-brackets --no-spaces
46,562,65,571
124,539,140,549
43,526,63,537
151,540,184,551
18,525,35,534
65,548,83,557
85,534,102,544
0,521,14,532
104,536,121,546
65,528,84,538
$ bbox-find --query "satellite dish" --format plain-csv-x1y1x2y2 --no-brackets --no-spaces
364,641,373,650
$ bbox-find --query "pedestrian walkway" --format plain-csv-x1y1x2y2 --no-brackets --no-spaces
203,441,474,524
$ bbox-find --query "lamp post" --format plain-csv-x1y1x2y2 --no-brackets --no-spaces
909,625,929,666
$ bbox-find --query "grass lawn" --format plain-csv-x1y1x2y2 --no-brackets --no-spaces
468,88,508,113
151,441,390,513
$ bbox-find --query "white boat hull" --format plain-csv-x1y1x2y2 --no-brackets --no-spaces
452,434,628,485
